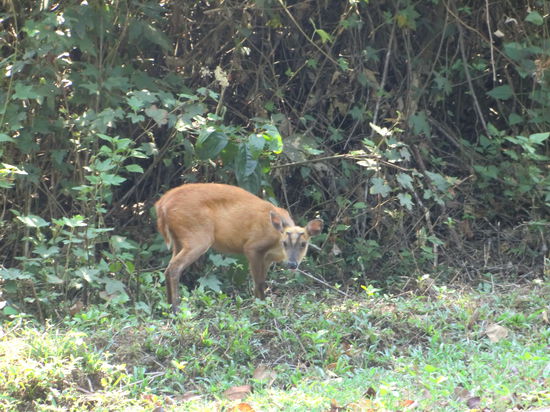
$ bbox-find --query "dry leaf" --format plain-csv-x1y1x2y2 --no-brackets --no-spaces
69,301,85,316
326,362,338,371
175,392,202,402
453,385,471,401
229,402,255,412
466,396,481,409
364,387,377,398
346,399,375,412
485,323,509,342
401,399,418,409
326,398,346,412
224,385,251,401
252,364,277,384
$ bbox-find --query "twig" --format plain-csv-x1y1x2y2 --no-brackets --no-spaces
369,19,396,139
456,18,489,136
485,0,496,83
272,153,412,172
297,268,349,298
276,0,340,67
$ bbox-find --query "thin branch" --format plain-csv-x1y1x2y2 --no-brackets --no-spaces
276,0,340,67
297,268,349,298
369,19,396,138
485,0,497,83
456,13,490,136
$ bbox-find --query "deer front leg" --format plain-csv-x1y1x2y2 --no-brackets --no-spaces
244,248,269,299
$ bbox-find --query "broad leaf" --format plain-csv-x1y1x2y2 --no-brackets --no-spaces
370,177,391,197
398,192,413,210
487,85,513,100
396,173,414,190
196,131,228,160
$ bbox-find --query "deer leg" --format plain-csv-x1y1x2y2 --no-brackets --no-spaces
165,240,210,313
244,248,269,299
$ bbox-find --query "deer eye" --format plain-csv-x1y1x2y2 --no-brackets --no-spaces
283,241,289,247
300,242,307,248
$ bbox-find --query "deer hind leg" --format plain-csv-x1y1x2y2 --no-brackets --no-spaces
165,233,212,313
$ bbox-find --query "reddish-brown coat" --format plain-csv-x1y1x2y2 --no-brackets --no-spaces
155,183,323,312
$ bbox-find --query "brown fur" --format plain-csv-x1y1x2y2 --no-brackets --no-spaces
155,183,323,312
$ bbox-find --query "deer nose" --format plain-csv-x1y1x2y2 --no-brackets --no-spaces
287,261,298,270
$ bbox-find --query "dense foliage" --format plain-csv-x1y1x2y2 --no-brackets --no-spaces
0,0,549,316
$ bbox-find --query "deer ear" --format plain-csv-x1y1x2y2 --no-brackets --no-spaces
270,211,285,232
306,219,323,237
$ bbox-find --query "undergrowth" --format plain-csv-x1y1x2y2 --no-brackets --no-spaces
1,279,548,411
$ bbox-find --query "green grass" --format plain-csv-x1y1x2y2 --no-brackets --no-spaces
1,279,548,411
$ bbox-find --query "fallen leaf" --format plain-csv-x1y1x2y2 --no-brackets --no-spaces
364,387,376,398
229,402,255,412
224,385,251,401
453,385,471,401
485,323,509,342
346,398,375,412
326,398,346,412
175,392,201,402
466,396,481,409
326,362,338,371
401,399,418,409
252,364,277,384
69,301,85,316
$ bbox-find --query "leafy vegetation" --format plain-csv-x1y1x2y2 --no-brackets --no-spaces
0,0,549,409
1,282,548,410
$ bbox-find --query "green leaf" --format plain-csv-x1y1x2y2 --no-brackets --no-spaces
247,134,266,157
508,113,523,126
196,131,228,160
262,124,283,154
234,144,258,179
425,171,450,192
144,105,168,126
16,214,50,228
101,174,126,186
75,267,101,283
197,274,222,293
33,245,60,258
12,83,41,101
0,133,14,142
143,23,172,51
46,274,64,284
397,192,414,210
93,158,116,172
487,85,513,100
55,215,87,228
125,164,144,173
110,235,136,251
529,132,549,145
0,268,33,280
209,254,238,267
409,111,431,136
397,173,414,190
315,29,333,44
104,278,127,295
525,11,543,25
370,177,391,197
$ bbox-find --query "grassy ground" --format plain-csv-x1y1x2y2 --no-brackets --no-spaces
0,278,548,411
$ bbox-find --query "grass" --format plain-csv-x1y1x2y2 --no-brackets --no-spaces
0,278,548,411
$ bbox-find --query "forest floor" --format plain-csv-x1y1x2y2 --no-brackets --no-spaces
1,277,549,411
